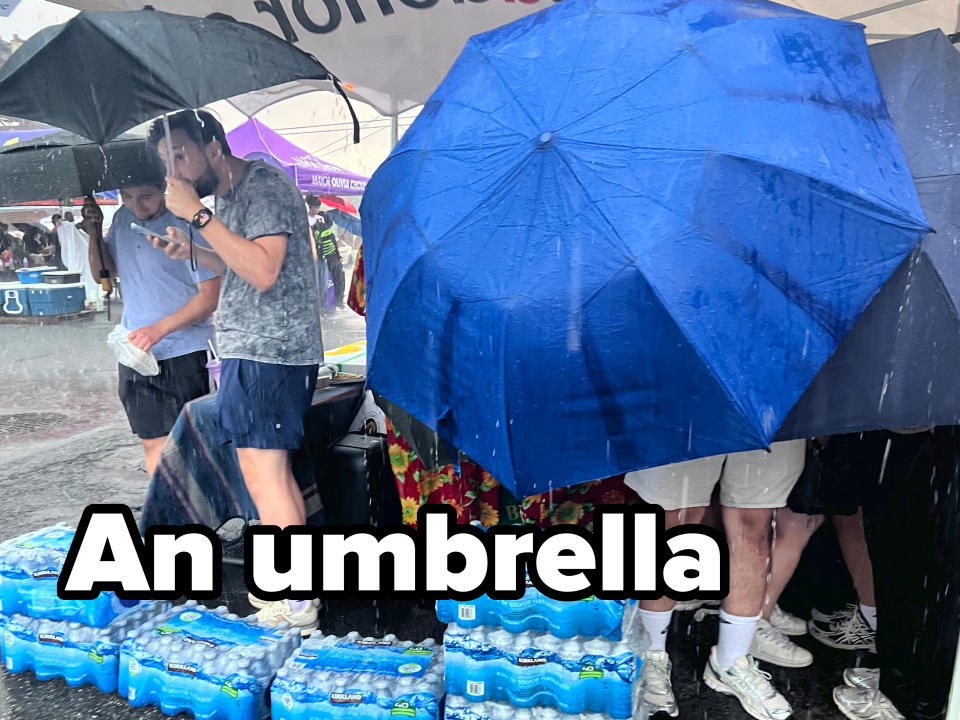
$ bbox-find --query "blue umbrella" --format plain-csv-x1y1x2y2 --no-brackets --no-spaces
328,208,362,237
778,30,960,439
361,0,929,497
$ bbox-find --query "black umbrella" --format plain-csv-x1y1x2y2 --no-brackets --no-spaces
0,130,163,206
777,30,960,439
0,9,357,146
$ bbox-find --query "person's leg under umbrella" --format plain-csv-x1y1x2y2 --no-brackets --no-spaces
624,455,721,717
701,440,805,720
833,428,954,720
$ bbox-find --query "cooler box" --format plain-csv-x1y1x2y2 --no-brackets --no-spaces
16,266,57,284
42,271,81,285
0,283,30,316
26,283,86,315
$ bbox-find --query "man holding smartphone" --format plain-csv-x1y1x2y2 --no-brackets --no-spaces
146,110,323,635
85,171,221,477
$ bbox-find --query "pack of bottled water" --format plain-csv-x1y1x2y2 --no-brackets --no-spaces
437,590,638,639
0,525,146,626
0,601,168,693
119,601,302,720
271,632,444,720
444,694,640,720
442,622,646,719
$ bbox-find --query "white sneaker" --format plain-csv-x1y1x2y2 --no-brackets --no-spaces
843,667,880,690
809,606,876,652
833,686,903,720
247,592,268,609
255,599,319,636
703,646,793,720
811,603,857,623
641,650,679,717
750,618,813,668
770,605,806,636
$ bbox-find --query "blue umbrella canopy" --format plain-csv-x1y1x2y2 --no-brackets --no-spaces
361,0,929,497
778,30,960,439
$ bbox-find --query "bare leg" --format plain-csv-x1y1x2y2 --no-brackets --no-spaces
834,508,875,606
141,436,166,478
235,447,305,529
721,506,774,617
641,505,708,612
761,508,824,619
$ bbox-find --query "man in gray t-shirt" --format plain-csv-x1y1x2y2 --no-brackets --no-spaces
148,110,323,635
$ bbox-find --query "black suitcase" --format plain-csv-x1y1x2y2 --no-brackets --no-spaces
317,432,401,528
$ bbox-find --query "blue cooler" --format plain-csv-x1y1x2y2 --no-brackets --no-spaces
0,282,30,316
26,283,86,315
16,266,57,285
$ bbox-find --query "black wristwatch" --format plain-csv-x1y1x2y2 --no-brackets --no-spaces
191,207,214,229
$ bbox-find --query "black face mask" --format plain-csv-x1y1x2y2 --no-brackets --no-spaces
192,161,219,199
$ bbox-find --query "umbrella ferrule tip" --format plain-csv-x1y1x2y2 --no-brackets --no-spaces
536,131,555,148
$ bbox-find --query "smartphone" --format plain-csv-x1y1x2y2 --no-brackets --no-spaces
129,222,182,246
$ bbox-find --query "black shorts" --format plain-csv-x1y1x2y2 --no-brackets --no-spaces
787,432,890,516
119,350,210,440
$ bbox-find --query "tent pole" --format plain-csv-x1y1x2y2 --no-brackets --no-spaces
390,115,398,149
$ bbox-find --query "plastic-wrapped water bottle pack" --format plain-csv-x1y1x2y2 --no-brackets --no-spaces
271,632,444,720
0,601,169,693
437,590,638,639
442,622,647,719
444,694,640,720
0,524,146,626
119,601,302,720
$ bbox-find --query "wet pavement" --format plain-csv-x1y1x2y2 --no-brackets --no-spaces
0,302,859,719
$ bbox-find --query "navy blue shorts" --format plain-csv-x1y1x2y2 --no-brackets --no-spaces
217,358,319,449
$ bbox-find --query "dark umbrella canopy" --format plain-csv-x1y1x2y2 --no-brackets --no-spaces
777,30,960,439
0,10,335,144
0,131,163,205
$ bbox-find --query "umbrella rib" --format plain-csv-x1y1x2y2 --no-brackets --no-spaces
555,49,687,135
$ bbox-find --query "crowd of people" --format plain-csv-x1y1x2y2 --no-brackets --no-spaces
626,431,959,720
59,105,956,720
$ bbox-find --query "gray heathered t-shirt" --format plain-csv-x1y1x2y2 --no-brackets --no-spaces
214,160,323,365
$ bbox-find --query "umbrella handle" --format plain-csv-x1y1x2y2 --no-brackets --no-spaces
330,76,360,144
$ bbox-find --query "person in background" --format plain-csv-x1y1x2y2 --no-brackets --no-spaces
148,109,323,635
84,173,220,478
311,207,345,310
58,209,101,306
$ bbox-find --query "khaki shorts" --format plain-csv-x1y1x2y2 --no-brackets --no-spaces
624,440,805,511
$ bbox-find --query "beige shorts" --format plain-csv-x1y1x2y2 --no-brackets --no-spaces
624,440,806,511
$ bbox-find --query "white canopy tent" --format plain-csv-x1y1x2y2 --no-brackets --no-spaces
48,0,960,117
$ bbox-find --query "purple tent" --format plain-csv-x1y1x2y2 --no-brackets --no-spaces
226,118,368,196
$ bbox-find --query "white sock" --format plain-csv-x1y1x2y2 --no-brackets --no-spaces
639,609,673,652
859,603,877,631
717,609,760,669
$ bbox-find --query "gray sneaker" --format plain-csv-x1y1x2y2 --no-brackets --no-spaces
833,686,903,720
843,667,880,690
809,606,876,652
641,650,679,717
703,646,793,720
750,618,813,668
770,605,806,636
